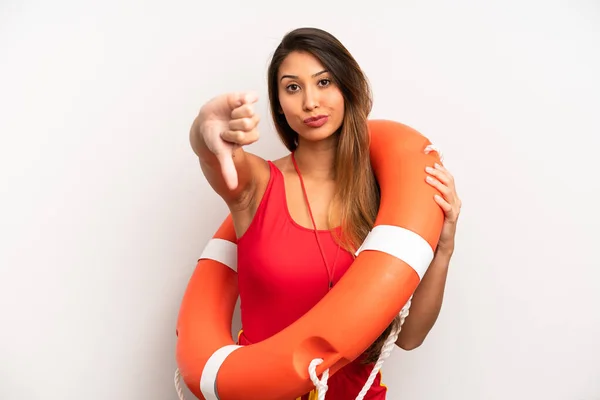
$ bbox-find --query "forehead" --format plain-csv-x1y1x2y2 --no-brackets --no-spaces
278,51,326,79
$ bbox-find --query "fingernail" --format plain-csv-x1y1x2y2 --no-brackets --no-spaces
435,163,441,168
425,166,434,173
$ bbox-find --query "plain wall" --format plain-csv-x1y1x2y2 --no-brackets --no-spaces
1,0,599,399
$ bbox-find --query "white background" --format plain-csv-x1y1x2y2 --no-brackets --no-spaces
1,0,599,399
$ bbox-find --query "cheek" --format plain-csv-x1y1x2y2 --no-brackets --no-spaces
278,97,302,129
329,91,345,117
278,94,298,115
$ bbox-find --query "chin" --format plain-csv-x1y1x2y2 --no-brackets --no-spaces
298,128,338,143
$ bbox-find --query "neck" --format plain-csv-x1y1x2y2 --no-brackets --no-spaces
293,135,337,180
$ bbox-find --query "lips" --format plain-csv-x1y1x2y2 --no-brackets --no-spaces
303,115,328,123
303,115,329,128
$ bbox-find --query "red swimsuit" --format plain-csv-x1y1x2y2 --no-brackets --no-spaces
237,160,388,399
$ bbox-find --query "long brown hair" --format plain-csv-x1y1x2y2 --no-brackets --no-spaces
267,27,400,364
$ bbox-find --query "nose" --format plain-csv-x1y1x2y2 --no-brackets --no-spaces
302,87,319,111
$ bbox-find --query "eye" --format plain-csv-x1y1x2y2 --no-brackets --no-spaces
318,79,331,87
286,83,300,93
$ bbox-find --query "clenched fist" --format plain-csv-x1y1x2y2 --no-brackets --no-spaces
195,92,260,190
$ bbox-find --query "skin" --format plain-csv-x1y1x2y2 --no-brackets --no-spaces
191,50,461,350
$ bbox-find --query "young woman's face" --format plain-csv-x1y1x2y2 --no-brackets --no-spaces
277,51,345,144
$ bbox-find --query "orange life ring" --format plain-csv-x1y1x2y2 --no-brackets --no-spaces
175,119,444,400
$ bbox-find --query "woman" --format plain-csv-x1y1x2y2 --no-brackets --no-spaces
190,27,461,399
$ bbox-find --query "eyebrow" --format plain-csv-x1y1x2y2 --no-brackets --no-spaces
280,69,329,82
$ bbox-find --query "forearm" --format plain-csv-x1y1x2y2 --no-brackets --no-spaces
395,249,452,350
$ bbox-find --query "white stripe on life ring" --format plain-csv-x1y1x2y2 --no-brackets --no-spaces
355,225,434,280
199,238,237,272
200,345,242,400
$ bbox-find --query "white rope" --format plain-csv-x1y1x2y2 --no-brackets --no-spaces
174,368,186,400
308,358,330,400
354,296,412,400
